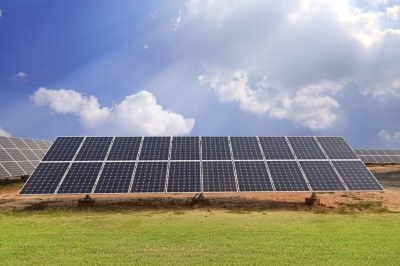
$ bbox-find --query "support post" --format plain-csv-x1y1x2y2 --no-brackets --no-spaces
78,194,96,208
191,192,210,207
305,192,320,206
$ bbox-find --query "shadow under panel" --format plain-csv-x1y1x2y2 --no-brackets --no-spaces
57,162,102,194
94,162,135,193
203,161,236,192
235,161,273,192
267,161,310,192
20,163,69,194
131,162,167,192
167,162,200,192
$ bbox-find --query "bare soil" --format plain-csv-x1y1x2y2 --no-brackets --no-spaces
1,165,399,213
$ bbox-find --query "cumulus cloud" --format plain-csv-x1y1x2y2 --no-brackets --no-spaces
0,127,11,137
387,5,400,20
14,72,28,82
377,129,400,142
31,87,195,135
173,0,400,130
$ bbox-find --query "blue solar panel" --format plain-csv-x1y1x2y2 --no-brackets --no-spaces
332,161,384,191
131,162,167,192
107,137,141,161
235,161,273,191
167,162,200,192
230,137,263,160
267,161,309,191
201,137,231,160
259,137,294,160
43,137,84,161
203,161,236,192
317,137,359,159
20,163,69,194
94,162,135,193
171,137,200,161
139,137,170,161
57,163,102,193
288,137,326,159
75,137,112,161
300,161,346,191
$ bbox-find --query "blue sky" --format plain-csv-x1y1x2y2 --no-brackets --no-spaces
1,0,400,148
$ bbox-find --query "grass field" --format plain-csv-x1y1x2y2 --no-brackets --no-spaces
1,208,399,265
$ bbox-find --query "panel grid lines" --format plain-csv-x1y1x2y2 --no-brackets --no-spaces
20,136,384,195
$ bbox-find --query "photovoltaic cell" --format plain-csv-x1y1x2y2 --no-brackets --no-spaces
20,149,40,161
259,137,294,160
1,161,26,176
5,149,27,161
171,137,199,160
288,137,326,159
94,162,135,193
203,161,236,192
267,161,309,191
34,140,50,150
33,150,46,160
300,161,346,191
201,137,231,160
0,138,16,148
107,137,141,161
22,139,41,150
75,137,112,161
43,137,84,161
235,161,273,191
20,163,69,194
167,162,200,192
17,161,36,174
9,138,29,149
0,164,10,177
57,163,102,193
230,137,263,160
0,149,13,161
139,137,170,161
332,161,384,191
131,162,167,192
317,137,359,159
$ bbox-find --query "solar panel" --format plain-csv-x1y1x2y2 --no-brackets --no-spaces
0,148,13,161
259,137,294,160
167,162,200,192
267,161,309,191
288,137,326,159
316,137,359,159
300,161,346,191
75,137,112,161
171,137,199,160
355,149,400,163
235,161,273,191
94,162,135,193
332,161,384,191
20,136,385,195
22,139,41,150
139,137,170,161
230,137,263,160
8,138,29,149
19,149,40,161
107,137,141,161
201,137,231,160
5,149,27,161
17,161,36,174
57,163,102,193
20,163,69,194
0,138,16,148
34,140,49,150
0,164,10,177
43,137,83,161
131,162,167,192
203,161,237,192
1,161,26,176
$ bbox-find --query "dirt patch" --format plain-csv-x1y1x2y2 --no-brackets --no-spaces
1,165,399,213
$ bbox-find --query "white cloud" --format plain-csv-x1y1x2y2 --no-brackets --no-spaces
0,127,11,137
0,9,2,18
31,87,194,135
378,129,400,142
172,0,400,129
14,72,28,82
387,5,400,20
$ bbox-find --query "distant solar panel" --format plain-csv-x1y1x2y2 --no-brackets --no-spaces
20,136,384,195
354,149,400,163
1,161,26,177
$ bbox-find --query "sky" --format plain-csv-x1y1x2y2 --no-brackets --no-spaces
1,0,400,148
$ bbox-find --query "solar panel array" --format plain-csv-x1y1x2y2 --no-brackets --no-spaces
0,137,52,178
354,149,400,164
20,136,384,195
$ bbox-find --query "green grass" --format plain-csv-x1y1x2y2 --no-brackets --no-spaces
0,210,399,265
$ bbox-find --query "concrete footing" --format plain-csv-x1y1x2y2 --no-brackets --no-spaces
305,197,320,206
